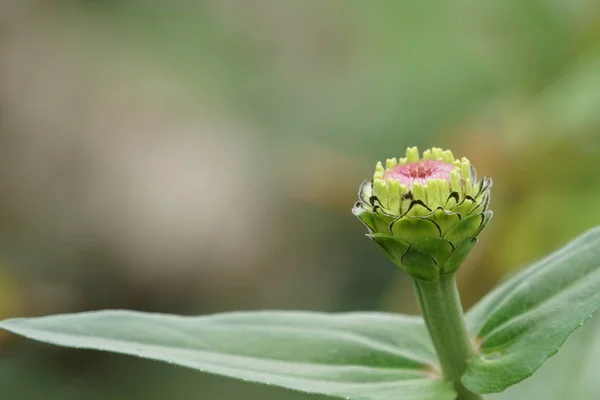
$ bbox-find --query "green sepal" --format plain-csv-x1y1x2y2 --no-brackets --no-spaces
352,206,390,233
429,209,461,236
367,233,410,267
403,201,433,217
442,238,477,275
391,217,441,242
401,249,439,281
358,179,373,206
443,213,485,244
480,211,493,234
410,238,455,270
451,197,477,216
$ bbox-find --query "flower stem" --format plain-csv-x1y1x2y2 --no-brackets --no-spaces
412,275,483,400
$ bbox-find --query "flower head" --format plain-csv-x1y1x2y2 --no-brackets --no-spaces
353,147,492,280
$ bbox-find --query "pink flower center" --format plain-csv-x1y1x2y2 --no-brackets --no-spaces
384,160,454,188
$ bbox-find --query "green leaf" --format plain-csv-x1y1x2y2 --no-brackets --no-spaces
464,226,600,394
0,310,456,400
488,313,600,400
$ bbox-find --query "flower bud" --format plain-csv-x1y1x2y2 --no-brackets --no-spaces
352,147,492,281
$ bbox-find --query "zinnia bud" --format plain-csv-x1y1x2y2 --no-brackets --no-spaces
352,147,492,281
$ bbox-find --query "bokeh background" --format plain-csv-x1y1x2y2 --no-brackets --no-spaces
1,1,600,399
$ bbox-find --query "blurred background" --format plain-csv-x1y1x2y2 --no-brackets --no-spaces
0,1,600,399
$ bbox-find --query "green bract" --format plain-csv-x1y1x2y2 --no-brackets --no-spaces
353,147,492,280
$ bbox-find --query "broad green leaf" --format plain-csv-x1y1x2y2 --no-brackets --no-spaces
489,313,600,400
0,310,456,400
464,226,600,394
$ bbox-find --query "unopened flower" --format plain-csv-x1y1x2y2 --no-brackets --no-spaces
353,147,492,280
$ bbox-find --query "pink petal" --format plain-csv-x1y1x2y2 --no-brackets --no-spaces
384,160,454,189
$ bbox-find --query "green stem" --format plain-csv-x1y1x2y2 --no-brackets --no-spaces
412,275,483,400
